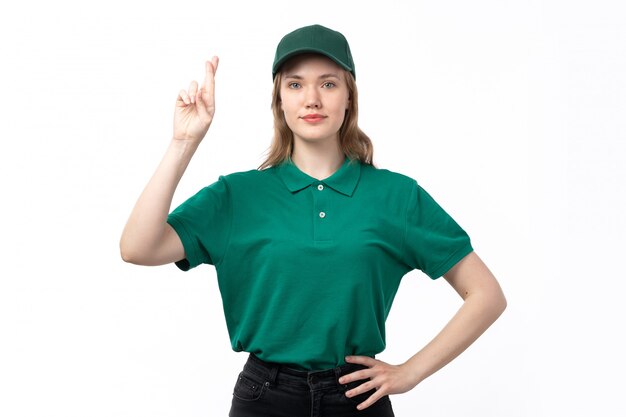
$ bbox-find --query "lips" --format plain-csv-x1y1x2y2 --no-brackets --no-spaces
303,114,326,122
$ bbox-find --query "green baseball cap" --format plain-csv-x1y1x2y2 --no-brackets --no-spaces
272,24,356,81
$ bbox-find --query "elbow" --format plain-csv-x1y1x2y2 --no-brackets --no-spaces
119,237,140,264
120,245,135,264
119,239,158,266
475,290,507,325
120,248,135,264
497,293,507,315
492,289,507,318
472,286,507,319
486,275,507,317
120,247,147,265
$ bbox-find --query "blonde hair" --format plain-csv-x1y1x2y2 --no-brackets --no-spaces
257,66,376,170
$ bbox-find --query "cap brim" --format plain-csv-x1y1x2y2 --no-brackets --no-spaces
273,47,352,77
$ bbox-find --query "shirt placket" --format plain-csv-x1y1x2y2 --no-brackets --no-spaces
312,181,333,241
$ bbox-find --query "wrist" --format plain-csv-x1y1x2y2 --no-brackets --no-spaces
168,138,200,160
173,123,211,144
170,137,200,149
402,356,427,386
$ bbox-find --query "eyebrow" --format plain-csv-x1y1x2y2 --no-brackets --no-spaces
284,73,341,80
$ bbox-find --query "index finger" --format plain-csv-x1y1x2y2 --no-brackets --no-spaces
338,368,370,384
345,355,377,367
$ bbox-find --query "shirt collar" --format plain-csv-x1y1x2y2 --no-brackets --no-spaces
276,154,361,197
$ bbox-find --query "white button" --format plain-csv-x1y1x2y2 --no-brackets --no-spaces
317,184,324,191
319,211,326,218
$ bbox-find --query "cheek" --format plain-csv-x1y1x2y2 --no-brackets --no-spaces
281,102,298,119
281,105,297,127
335,103,349,120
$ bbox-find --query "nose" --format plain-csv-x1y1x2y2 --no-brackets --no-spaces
305,87,321,108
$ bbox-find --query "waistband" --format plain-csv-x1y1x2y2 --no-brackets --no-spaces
243,352,374,391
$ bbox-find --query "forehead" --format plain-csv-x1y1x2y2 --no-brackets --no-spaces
280,53,343,77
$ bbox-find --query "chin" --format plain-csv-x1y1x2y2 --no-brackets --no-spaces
298,135,337,143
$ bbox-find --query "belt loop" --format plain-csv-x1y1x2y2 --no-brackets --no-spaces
267,362,279,385
334,366,345,389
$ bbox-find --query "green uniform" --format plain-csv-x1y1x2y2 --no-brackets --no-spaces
166,154,473,370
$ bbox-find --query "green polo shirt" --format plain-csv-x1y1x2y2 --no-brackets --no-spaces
166,154,473,370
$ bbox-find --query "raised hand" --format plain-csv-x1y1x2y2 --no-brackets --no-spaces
173,56,219,143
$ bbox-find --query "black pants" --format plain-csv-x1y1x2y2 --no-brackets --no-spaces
229,352,395,417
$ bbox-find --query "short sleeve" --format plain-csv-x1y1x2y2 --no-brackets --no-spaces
166,175,232,271
402,179,473,279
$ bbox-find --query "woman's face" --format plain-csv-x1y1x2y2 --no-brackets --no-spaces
279,54,350,147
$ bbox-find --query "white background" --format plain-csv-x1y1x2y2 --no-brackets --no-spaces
1,0,624,416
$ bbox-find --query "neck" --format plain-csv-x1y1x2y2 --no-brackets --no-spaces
290,142,345,181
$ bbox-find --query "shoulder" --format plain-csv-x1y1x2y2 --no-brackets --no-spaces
216,165,280,190
360,162,417,190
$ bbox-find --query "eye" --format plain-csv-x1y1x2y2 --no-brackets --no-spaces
288,82,301,89
323,82,336,88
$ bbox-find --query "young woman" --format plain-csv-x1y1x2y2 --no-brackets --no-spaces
120,24,507,417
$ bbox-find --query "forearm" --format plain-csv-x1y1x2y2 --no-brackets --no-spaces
403,290,506,385
119,139,199,260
